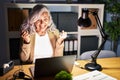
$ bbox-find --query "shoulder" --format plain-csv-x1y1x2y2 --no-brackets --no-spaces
48,28,60,38
53,28,59,36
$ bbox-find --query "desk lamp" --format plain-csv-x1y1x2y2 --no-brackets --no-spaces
78,8,108,71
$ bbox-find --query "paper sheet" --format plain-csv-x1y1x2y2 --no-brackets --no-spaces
73,70,117,80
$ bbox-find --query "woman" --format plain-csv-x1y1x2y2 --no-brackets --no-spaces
20,4,67,63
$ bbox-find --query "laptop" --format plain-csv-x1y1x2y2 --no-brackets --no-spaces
29,55,76,80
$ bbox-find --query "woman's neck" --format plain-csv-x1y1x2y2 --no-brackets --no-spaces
37,31,47,36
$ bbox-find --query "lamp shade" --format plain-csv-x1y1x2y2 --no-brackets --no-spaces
78,8,91,27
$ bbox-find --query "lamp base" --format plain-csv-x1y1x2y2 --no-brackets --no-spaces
85,63,102,71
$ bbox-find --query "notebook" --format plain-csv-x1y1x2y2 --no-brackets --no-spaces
29,55,76,80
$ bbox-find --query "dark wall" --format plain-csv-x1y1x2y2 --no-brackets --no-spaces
0,0,8,67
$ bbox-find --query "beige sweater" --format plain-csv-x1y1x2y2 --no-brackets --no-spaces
20,29,64,63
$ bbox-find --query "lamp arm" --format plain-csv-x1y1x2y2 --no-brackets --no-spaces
91,39,106,63
91,11,108,63
93,11,106,38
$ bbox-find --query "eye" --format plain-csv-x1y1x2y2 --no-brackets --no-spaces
35,19,43,24
44,18,48,22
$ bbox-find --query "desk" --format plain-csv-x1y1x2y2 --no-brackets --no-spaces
0,57,120,80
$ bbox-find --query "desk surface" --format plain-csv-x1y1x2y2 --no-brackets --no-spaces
0,57,120,80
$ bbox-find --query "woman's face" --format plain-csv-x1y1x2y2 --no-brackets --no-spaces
34,11,50,36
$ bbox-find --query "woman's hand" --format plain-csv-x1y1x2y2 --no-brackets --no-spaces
60,30,67,39
57,30,67,44
21,30,31,44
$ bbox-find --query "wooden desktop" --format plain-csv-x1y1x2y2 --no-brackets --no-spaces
0,57,120,80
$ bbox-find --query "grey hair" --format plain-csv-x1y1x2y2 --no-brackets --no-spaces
21,4,56,34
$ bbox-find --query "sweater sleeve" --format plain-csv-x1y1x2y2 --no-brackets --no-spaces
53,29,64,56
20,35,34,63
20,42,31,62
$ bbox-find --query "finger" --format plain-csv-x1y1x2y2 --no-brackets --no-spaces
23,30,29,35
21,31,29,38
62,30,64,33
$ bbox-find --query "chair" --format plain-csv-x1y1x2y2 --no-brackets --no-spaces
80,50,116,60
